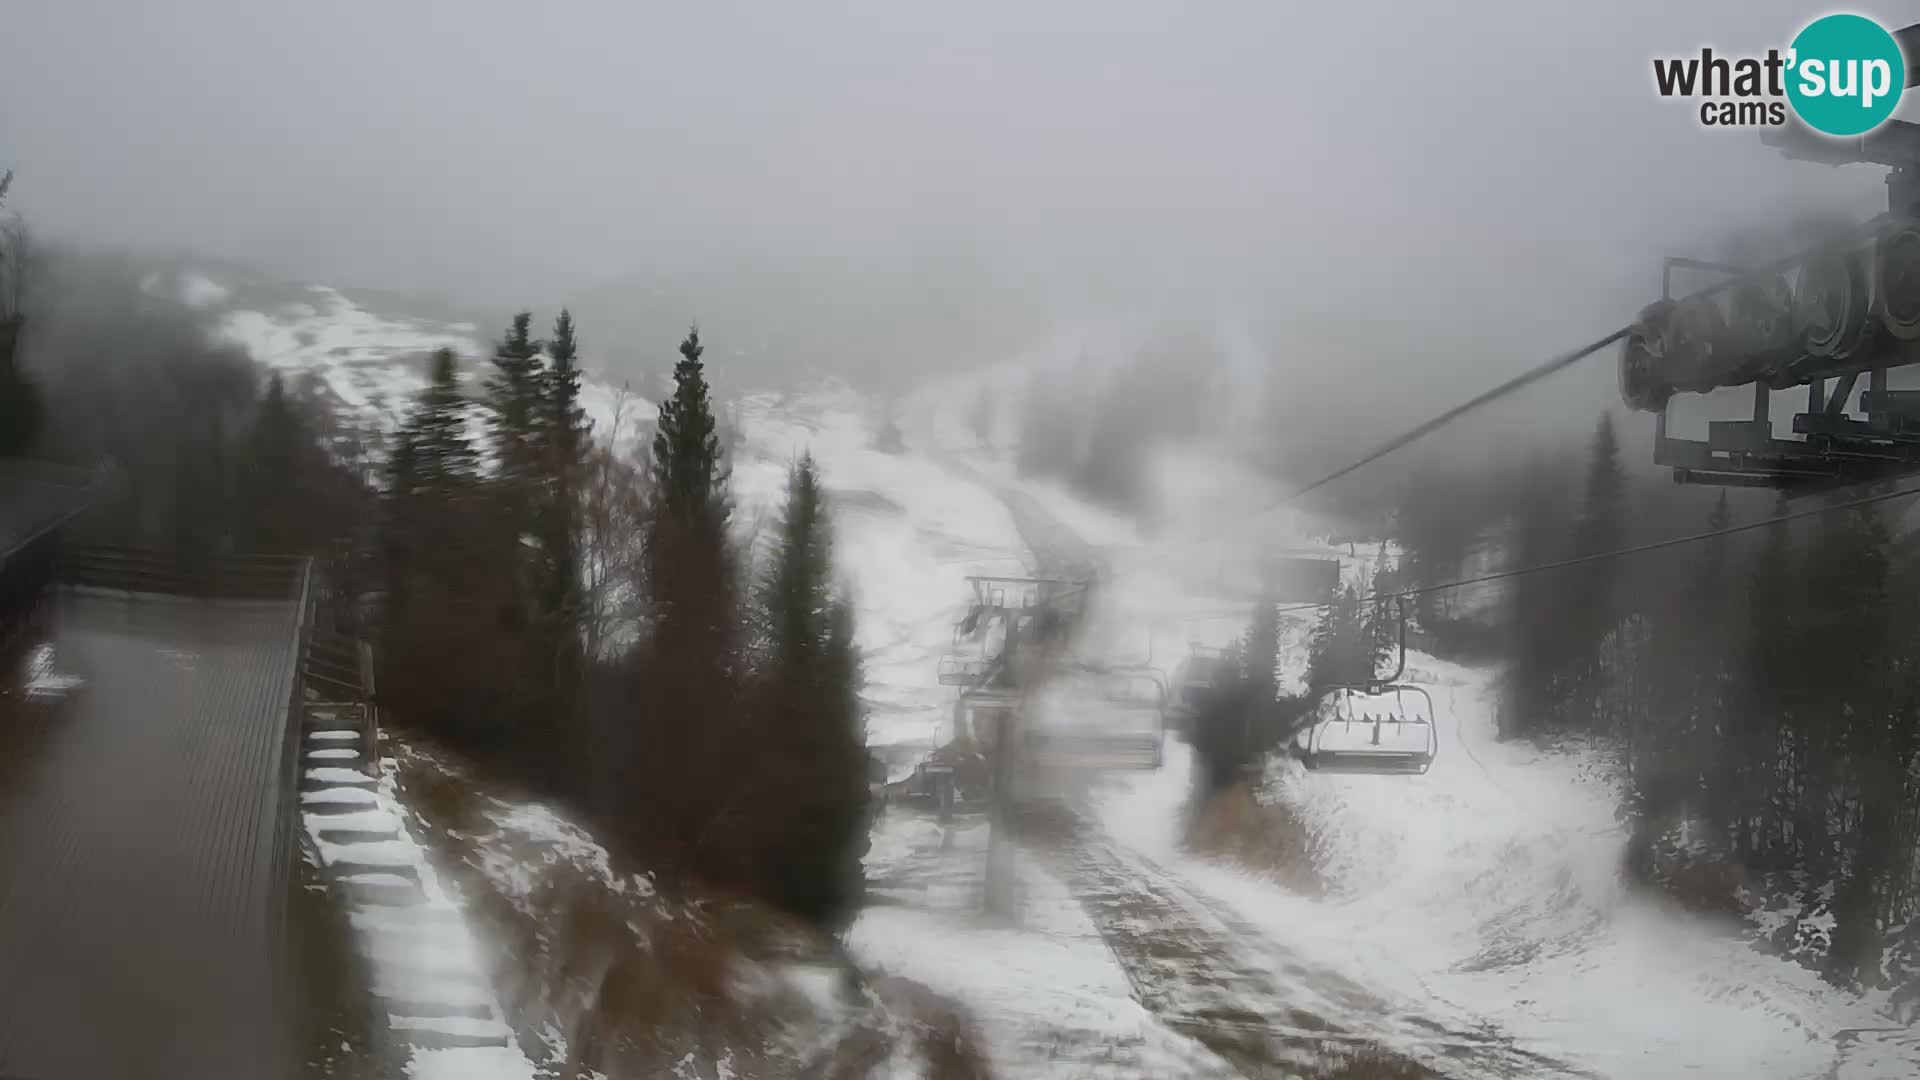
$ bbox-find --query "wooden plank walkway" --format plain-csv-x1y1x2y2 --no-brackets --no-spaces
0,589,303,1080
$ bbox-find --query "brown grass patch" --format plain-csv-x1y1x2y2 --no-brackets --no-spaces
866,975,995,1080
1310,1047,1441,1078
387,737,1001,1079
1185,780,1327,896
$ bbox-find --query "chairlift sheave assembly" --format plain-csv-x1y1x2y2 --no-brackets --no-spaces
1622,51,1920,493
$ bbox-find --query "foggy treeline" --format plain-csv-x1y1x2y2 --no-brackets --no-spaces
1010,330,1224,518
1038,302,1920,991
1381,415,1920,991
6,235,872,932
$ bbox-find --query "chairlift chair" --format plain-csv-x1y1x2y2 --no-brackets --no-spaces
1293,596,1439,776
1167,646,1232,727
1018,665,1167,773
937,654,995,686
1298,684,1437,775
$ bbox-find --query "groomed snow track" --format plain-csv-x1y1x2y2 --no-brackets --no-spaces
960,463,1584,1079
1011,801,1586,1079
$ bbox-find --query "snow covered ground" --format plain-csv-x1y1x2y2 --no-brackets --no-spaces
139,268,652,458
730,384,1028,751
1002,446,1920,1079
189,269,1916,1078
856,815,1241,1078
883,363,1920,1077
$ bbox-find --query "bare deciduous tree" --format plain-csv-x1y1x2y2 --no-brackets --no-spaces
579,388,653,661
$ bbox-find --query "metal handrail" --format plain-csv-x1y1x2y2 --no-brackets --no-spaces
357,639,380,777
269,554,314,1075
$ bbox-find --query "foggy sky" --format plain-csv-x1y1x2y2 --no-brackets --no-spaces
2,0,1911,389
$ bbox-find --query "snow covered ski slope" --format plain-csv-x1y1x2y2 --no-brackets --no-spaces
180,269,1918,1077
884,361,1920,1078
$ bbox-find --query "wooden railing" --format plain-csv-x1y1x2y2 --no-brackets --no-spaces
357,637,381,774
268,555,316,1061
57,543,310,603
297,572,381,776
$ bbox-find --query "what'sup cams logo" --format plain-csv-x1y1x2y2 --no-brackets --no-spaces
1653,12,1907,136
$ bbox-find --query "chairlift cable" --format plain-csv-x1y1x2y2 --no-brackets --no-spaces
1266,478,1920,617
1278,326,1628,506
1268,216,1893,511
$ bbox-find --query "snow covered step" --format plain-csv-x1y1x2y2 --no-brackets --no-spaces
381,997,497,1022
350,905,469,937
343,875,425,907
306,747,362,762
302,786,378,808
373,974,500,1010
353,920,484,961
314,838,416,867
305,808,399,834
331,860,422,883
308,729,361,742
369,954,495,987
390,1014,513,1048
404,1046,534,1078
304,767,377,787
314,826,401,846
395,1026,512,1051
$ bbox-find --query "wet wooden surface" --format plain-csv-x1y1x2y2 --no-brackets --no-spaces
0,589,302,1080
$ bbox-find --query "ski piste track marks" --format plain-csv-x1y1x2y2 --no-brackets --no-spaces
960,461,1590,1078
1010,803,1588,1079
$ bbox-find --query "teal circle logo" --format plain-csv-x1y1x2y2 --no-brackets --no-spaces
1786,14,1907,136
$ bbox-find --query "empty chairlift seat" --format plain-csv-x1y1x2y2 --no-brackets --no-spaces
1167,651,1232,727
1021,668,1167,772
1297,685,1437,776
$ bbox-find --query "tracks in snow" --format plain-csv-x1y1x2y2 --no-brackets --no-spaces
956,456,1589,1078
1012,801,1586,1079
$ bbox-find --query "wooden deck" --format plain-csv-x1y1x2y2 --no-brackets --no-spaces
0,588,305,1080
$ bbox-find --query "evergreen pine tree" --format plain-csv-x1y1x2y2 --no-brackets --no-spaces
414,348,479,490
1568,412,1626,734
486,312,545,593
381,427,420,615
651,328,730,530
488,312,543,471
243,373,314,552
1800,492,1894,983
1500,458,1572,739
533,310,591,745
1364,544,1400,676
1738,492,1795,862
644,327,744,881
0,174,39,459
538,314,589,601
1692,491,1737,832
1242,578,1280,706
749,453,870,928
1307,581,1368,689
1399,469,1478,629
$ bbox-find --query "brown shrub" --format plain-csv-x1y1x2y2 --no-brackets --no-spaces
389,738,1000,1080
1185,781,1327,896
